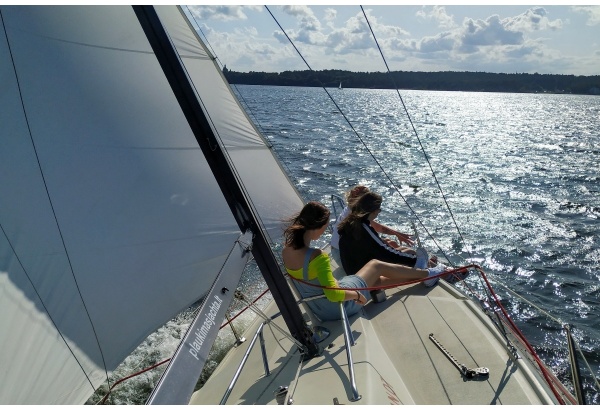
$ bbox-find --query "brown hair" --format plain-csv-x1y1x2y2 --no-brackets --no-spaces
283,201,331,249
337,191,382,239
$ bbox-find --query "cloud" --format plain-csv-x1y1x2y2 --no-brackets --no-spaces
277,5,326,46
418,32,456,54
195,5,598,75
190,8,290,72
270,6,565,73
190,5,261,22
324,8,337,29
571,5,600,26
380,7,571,74
446,8,567,70
504,7,563,32
460,15,524,49
281,5,322,33
416,6,457,30
274,8,383,55
362,9,410,38
323,9,410,56
350,7,561,71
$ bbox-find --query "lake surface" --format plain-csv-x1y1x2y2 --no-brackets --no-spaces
90,86,600,404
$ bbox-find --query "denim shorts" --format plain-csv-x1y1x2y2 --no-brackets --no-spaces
307,275,369,322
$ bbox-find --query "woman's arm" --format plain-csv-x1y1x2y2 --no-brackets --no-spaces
312,254,364,304
371,220,414,246
344,289,366,305
310,254,366,304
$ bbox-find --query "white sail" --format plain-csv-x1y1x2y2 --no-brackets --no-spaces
156,6,303,236
0,5,302,404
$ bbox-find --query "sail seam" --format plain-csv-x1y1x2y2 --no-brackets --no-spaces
0,222,98,393
1,9,110,392
19,31,155,55
177,7,280,249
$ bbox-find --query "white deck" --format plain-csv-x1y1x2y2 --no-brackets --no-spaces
191,258,563,405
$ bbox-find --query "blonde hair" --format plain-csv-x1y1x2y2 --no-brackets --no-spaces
345,185,369,208
337,191,382,239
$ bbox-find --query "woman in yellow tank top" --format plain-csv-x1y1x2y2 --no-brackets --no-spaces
282,201,447,321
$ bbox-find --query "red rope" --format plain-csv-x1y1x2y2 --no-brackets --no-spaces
219,288,270,329
99,358,170,404
103,269,460,401
473,265,573,404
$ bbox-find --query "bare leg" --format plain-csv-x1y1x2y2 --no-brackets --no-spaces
399,247,416,255
355,259,428,287
429,255,438,267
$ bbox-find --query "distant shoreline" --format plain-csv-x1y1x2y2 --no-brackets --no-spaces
223,67,600,96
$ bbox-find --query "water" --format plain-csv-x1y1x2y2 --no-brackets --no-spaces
89,86,600,404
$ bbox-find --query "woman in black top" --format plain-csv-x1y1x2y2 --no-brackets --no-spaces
338,191,423,275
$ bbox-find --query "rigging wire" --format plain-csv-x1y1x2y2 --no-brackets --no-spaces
357,6,502,340
355,12,596,394
0,9,110,392
355,14,590,386
263,5,457,265
356,11,598,393
264,5,593,399
359,5,474,264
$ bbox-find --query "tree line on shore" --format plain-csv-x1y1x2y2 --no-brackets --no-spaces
222,67,600,95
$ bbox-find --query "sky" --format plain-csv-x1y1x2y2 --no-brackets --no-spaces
184,4,600,76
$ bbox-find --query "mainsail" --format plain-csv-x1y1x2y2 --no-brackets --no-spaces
0,5,303,404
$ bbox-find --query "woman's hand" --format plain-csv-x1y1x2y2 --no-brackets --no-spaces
394,232,414,246
373,221,414,246
355,291,366,305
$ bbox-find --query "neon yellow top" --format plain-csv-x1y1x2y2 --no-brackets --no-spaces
285,253,345,302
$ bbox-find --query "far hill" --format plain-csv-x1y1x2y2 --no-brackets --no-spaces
222,67,600,95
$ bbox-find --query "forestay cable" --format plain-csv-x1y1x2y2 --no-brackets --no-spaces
264,5,455,264
359,5,473,263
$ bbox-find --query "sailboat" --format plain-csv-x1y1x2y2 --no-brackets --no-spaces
0,5,595,405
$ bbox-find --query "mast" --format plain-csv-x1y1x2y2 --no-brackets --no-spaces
133,3,318,363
